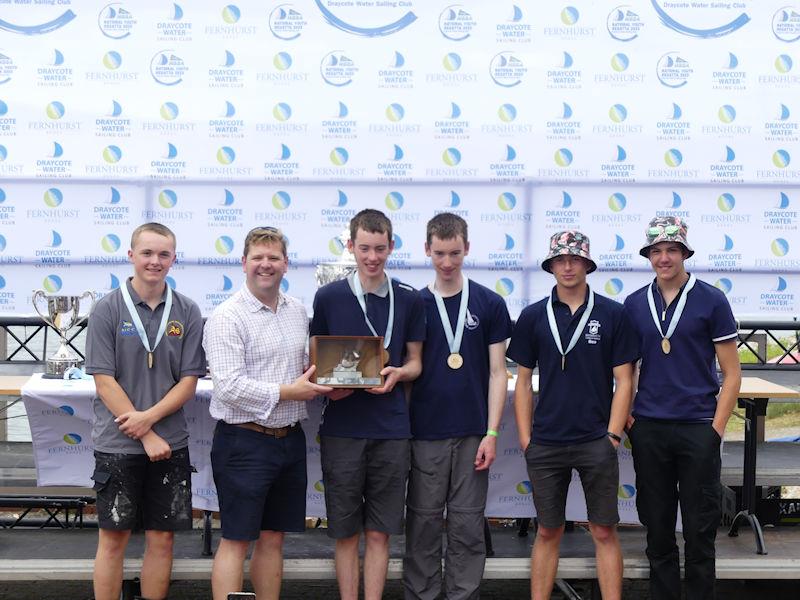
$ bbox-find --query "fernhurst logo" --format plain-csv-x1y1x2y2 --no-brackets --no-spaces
498,103,517,122
320,51,358,87
328,236,345,255
664,148,683,167
657,52,692,88
330,147,349,165
158,189,177,208
385,103,404,122
439,5,476,41
771,238,790,256
442,147,461,166
717,193,735,212
273,52,292,71
216,146,236,165
160,102,179,120
385,191,404,210
775,54,793,74
43,274,63,293
561,6,580,25
215,236,234,255
495,277,514,296
46,101,65,119
498,192,516,211
0,9,76,35
103,51,122,70
515,480,532,494
609,104,628,123
650,1,750,38
554,148,573,166
59,405,75,416
313,480,325,493
221,5,241,24
314,0,417,37
607,6,644,41
272,191,291,210
269,4,307,40
608,193,627,211
718,104,736,123
150,50,188,86
273,102,292,121
773,149,791,168
605,278,623,295
98,3,136,39
63,433,82,445
618,484,636,499
715,277,733,294
773,7,800,42
103,145,122,163
43,188,63,207
611,52,630,71
101,234,121,253
443,52,462,71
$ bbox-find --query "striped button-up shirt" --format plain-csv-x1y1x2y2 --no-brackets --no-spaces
203,285,309,427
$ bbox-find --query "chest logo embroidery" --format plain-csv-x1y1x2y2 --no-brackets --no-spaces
585,319,601,344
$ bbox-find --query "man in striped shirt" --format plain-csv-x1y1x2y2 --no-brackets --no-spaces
203,227,335,600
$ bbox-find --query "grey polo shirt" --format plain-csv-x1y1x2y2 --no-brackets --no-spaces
85,278,206,454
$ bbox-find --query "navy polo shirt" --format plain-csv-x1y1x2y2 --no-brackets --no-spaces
624,276,737,421
410,280,512,440
310,276,425,439
506,287,639,446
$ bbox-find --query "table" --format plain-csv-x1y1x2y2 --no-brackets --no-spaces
728,377,800,555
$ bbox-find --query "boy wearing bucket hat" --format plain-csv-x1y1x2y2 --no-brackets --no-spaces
507,230,638,600
623,216,741,600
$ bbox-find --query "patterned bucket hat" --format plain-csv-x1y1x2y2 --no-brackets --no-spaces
639,216,694,258
541,230,597,273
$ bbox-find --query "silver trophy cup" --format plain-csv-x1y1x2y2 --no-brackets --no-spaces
315,229,356,287
32,290,96,378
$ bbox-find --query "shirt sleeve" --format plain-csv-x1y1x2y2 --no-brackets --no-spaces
202,309,280,422
612,306,640,367
179,300,207,377
506,307,538,369
84,299,117,376
488,293,513,345
710,290,738,343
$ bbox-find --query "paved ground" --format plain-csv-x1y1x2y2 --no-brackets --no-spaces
2,577,800,599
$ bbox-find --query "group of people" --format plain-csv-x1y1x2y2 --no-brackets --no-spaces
84,210,741,600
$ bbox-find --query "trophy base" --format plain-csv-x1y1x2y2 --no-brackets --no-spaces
44,357,84,379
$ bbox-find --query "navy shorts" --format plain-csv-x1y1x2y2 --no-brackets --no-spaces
320,436,410,539
92,448,193,531
525,436,620,528
211,421,307,541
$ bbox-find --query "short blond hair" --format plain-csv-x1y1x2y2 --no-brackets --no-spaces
130,222,176,249
243,226,287,257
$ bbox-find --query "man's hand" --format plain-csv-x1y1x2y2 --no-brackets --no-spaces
519,434,531,453
115,410,155,440
474,435,497,471
141,431,171,462
281,365,334,401
366,365,402,395
625,415,635,432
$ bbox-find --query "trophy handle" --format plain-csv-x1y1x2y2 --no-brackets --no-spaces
74,290,97,328
31,290,57,330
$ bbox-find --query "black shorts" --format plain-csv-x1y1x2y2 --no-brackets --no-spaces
92,448,193,531
525,436,620,529
211,421,307,541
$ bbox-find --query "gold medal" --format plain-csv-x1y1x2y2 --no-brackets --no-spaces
447,353,463,369
148,352,153,369
661,338,671,355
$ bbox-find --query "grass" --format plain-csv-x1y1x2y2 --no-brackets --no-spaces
738,335,799,364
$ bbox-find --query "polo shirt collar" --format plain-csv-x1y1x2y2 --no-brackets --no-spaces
549,285,590,309
240,284,287,313
125,277,168,307
347,271,390,298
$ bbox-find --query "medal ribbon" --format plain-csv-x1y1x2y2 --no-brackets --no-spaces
120,279,173,362
647,273,696,342
546,288,595,366
432,276,469,356
352,271,394,349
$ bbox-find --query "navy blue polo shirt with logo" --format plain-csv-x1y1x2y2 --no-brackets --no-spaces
506,287,639,446
410,279,512,440
310,275,425,439
623,276,737,421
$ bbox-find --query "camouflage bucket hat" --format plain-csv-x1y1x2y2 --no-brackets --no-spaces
541,230,597,274
639,215,694,258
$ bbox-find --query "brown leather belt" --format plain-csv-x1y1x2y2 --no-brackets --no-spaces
233,422,299,438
